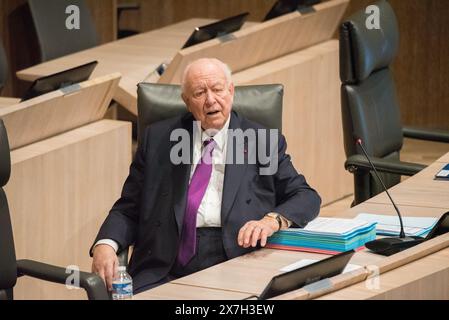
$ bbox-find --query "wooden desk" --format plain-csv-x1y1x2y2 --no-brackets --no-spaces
16,18,213,114
134,283,250,300
436,152,449,163
365,161,449,209
136,152,449,300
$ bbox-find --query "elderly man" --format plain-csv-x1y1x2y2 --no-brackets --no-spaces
91,58,321,294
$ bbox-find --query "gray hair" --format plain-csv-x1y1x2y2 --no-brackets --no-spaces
181,58,232,94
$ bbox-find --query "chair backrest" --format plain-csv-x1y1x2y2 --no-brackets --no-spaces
137,83,283,143
339,0,402,199
27,0,98,62
0,41,8,92
0,119,17,300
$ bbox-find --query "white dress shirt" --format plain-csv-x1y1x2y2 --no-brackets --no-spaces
191,116,229,227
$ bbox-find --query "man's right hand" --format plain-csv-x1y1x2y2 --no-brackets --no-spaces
91,244,119,291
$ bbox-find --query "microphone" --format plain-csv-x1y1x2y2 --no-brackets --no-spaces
355,138,424,256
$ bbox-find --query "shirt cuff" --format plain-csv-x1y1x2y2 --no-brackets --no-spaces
95,239,119,253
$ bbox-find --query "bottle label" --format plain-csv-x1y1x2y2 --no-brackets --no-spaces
112,281,133,300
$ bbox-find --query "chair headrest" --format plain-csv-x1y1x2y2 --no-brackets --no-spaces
137,83,283,141
0,119,11,187
340,0,399,84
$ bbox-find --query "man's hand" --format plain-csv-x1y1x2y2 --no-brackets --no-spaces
237,217,280,248
91,244,119,291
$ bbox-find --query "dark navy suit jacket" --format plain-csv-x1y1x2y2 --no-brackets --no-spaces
92,111,321,291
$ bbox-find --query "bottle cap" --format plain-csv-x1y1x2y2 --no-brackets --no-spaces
118,266,127,271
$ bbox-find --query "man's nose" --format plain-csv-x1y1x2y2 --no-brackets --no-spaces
205,90,216,106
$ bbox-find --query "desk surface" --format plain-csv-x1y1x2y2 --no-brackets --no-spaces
365,161,449,209
437,152,449,163
135,152,449,300
0,97,20,108
134,283,251,300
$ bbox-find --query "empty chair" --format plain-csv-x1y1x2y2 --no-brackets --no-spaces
0,119,109,300
27,0,98,62
339,0,449,206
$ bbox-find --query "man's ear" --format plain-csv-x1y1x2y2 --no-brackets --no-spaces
229,82,235,96
181,93,190,112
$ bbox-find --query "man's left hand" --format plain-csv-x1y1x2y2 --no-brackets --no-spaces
237,217,279,248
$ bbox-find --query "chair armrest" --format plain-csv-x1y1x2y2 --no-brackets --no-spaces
345,154,426,176
403,126,449,143
16,259,110,300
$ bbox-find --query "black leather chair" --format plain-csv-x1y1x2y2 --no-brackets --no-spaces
0,119,109,300
0,41,8,92
137,83,283,141
116,82,284,265
340,0,449,206
27,0,98,62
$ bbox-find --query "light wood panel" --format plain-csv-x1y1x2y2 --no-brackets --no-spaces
401,138,449,166
0,97,20,108
118,0,278,33
0,73,121,150
159,0,349,84
134,283,251,300
9,119,132,299
233,40,352,205
437,152,449,164
86,0,117,44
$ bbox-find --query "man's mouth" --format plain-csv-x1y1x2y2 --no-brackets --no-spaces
207,111,220,116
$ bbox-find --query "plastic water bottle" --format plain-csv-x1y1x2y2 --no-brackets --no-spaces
112,266,133,300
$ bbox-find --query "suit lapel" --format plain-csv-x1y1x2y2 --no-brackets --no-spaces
172,114,193,235
221,112,248,226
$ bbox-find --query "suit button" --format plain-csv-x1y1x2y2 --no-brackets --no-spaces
147,250,152,256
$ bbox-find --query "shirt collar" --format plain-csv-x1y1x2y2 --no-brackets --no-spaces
195,115,230,151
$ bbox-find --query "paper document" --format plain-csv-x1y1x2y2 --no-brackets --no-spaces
280,259,362,274
286,217,375,236
355,213,437,237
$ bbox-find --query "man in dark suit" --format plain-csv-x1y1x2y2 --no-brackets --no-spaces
91,58,321,294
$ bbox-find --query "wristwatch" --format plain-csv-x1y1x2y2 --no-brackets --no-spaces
265,213,282,231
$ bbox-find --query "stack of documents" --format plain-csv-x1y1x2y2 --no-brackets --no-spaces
266,217,377,255
354,213,437,237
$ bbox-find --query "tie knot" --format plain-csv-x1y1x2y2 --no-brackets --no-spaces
203,138,216,150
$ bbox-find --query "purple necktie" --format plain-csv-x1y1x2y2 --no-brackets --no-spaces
176,138,216,266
